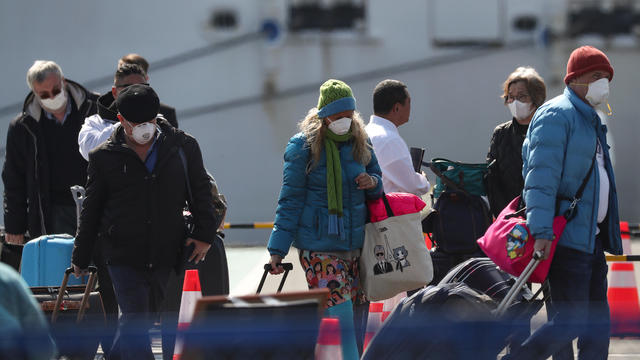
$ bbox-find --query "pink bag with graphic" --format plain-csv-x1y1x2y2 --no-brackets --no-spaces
477,196,566,283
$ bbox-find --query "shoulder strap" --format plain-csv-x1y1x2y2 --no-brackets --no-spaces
382,193,394,217
561,141,598,220
178,146,193,206
574,142,598,200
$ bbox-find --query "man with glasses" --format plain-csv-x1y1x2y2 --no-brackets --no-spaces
118,53,178,128
373,245,393,275
3,60,98,244
78,63,159,160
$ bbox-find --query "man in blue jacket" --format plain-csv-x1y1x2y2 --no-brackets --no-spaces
509,46,622,359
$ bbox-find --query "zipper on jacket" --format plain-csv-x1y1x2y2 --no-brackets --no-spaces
21,123,47,236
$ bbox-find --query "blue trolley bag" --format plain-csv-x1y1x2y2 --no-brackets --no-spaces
21,234,86,287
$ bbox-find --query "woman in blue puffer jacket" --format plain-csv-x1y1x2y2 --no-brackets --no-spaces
267,79,383,360
507,46,622,360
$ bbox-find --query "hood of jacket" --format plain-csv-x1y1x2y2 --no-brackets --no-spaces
22,79,94,121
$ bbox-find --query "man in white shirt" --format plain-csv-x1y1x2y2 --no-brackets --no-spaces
365,79,429,195
78,63,148,160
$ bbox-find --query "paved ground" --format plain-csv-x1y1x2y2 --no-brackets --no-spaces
142,239,640,359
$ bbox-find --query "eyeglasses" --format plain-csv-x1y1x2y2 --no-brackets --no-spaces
505,93,531,103
375,253,385,257
114,82,149,89
39,86,63,99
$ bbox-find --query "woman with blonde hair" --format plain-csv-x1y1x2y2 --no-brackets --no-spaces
267,79,383,360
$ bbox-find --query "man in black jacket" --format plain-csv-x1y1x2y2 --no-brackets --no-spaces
2,60,98,244
72,84,217,359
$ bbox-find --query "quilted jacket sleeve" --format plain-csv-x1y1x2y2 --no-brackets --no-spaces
2,120,29,235
268,135,310,257
486,125,509,217
365,140,384,199
522,109,569,240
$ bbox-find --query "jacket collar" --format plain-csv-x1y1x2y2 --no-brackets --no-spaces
23,79,91,122
369,115,399,134
510,117,529,134
104,118,180,153
564,87,599,126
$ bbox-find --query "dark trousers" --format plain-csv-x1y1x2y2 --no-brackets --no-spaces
92,248,118,359
108,265,172,360
510,238,610,360
50,204,77,235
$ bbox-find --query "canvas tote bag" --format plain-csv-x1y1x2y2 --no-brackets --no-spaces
360,193,433,301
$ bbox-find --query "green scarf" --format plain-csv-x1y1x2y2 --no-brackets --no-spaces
324,129,352,236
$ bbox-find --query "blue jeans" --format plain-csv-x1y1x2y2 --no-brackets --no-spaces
510,237,610,360
108,265,171,360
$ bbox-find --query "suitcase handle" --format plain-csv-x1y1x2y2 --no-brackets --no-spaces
257,263,294,294
51,266,98,323
495,251,543,317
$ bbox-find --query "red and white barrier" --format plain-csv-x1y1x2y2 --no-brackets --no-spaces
364,292,407,350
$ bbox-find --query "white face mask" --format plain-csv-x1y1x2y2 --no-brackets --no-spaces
585,78,610,106
126,120,156,144
39,87,67,111
328,117,352,135
507,100,534,121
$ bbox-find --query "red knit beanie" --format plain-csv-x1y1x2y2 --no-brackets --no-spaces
564,46,614,84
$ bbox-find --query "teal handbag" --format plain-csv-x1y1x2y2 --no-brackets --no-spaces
429,158,489,198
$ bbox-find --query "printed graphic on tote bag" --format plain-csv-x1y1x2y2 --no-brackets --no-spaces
506,223,529,259
373,245,394,275
372,231,412,275
393,246,410,272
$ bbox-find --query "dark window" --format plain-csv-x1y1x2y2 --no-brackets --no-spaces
209,9,238,30
288,0,365,32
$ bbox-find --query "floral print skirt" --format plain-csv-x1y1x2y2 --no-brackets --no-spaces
299,250,365,307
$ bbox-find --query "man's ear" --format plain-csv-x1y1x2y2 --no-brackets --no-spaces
111,86,117,99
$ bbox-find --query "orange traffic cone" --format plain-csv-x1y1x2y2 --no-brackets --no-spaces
173,270,203,360
608,221,640,336
363,301,383,350
315,317,342,360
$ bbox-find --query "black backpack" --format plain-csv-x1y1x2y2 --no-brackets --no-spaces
422,161,492,254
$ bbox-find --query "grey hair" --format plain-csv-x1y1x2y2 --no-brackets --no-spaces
26,60,64,89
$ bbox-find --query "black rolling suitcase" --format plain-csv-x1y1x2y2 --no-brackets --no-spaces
31,266,105,360
362,254,547,360
160,233,231,360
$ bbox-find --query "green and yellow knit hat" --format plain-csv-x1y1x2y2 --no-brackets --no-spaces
317,79,356,118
